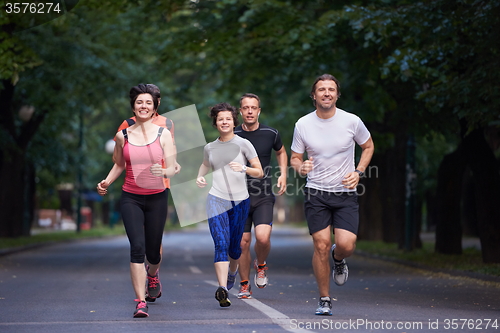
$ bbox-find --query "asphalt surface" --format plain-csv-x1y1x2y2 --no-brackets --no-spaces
1,224,499,333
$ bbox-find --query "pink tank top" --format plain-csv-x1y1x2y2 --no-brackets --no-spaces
122,127,166,195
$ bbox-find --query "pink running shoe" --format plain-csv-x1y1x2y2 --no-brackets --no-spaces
133,299,148,318
146,266,162,302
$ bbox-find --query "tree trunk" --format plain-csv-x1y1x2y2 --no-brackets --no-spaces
387,131,407,245
358,153,384,240
358,126,406,243
0,80,47,237
462,128,500,263
461,168,478,237
0,151,27,237
23,162,36,235
435,149,466,254
0,80,25,237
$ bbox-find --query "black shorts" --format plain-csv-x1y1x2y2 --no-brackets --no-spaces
244,194,275,233
304,188,359,235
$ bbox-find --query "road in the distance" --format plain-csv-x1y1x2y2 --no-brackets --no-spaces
0,223,499,332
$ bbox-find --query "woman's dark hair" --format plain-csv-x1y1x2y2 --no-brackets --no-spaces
129,84,159,111
146,83,161,100
310,74,341,103
209,102,239,128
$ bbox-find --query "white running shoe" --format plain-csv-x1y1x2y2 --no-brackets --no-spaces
254,259,268,288
315,296,332,316
237,283,252,299
331,244,349,286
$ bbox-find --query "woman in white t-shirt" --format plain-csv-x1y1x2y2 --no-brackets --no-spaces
196,102,263,307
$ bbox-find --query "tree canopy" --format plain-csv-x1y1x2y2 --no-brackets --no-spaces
1,0,499,261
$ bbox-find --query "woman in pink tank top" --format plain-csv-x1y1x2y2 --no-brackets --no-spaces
96,84,176,318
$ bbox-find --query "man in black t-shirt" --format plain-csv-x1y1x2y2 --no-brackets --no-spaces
230,93,288,299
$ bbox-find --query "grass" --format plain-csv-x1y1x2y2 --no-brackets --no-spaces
0,220,193,252
287,221,500,278
0,224,127,251
355,240,500,277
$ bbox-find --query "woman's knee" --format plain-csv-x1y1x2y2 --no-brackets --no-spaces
228,248,241,261
130,253,145,263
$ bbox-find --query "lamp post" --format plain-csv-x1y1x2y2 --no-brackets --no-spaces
105,139,115,154
104,139,116,227
76,108,83,232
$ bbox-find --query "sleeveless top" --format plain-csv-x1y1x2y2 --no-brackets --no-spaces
116,115,174,189
122,127,166,195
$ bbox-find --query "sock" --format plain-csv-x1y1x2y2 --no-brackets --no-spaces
257,262,267,269
240,280,249,286
320,296,331,302
333,257,343,264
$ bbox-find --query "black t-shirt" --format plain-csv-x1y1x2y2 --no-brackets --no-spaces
234,124,283,197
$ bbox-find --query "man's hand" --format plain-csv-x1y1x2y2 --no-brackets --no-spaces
276,175,287,195
342,171,360,189
300,157,314,176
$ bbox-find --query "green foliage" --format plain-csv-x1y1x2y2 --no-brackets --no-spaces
0,224,126,249
341,0,500,130
356,239,500,277
1,0,499,241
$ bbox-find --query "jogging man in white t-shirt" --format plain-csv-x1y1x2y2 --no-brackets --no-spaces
290,74,374,316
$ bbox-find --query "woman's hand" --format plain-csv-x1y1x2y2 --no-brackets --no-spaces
228,162,245,173
196,176,207,188
150,163,164,177
174,162,182,174
96,180,109,196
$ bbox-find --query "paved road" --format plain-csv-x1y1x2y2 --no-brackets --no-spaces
1,224,499,333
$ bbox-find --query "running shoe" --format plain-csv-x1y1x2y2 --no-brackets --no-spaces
237,282,252,299
331,244,349,286
145,266,162,302
253,259,268,288
315,296,332,316
133,299,149,318
215,286,231,307
227,267,238,291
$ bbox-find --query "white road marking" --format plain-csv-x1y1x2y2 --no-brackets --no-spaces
205,280,313,333
189,266,202,274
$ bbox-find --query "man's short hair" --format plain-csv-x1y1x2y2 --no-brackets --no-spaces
310,74,341,100
239,93,261,108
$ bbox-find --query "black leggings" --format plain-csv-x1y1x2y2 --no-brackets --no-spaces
120,190,168,264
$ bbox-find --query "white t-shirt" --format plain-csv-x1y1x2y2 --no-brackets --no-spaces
291,108,371,192
204,135,258,201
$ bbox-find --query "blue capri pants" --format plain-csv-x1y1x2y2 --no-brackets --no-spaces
206,194,250,263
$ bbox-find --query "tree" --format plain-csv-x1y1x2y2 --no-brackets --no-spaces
0,0,177,237
338,0,500,261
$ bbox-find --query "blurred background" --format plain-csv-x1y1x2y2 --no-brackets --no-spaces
1,0,499,263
